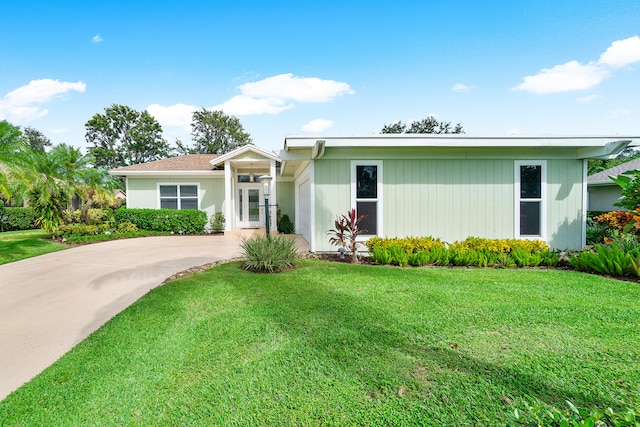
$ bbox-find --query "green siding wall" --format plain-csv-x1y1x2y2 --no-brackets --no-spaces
127,177,225,220
314,160,351,251
312,158,585,251
547,160,584,249
276,181,295,219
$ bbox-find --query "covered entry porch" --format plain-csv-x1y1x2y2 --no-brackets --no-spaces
211,146,280,232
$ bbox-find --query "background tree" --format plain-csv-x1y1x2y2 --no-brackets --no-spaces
588,148,640,176
381,116,464,134
186,108,252,154
10,144,117,231
85,104,172,169
0,121,29,202
22,126,52,152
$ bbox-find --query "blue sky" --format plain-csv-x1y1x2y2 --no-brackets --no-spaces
1,0,639,153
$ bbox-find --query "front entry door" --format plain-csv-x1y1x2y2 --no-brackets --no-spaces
238,187,263,228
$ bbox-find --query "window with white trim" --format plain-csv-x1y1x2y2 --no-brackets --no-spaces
515,161,546,239
159,184,199,210
351,161,383,236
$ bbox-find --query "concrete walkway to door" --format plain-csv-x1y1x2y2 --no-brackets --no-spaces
0,234,307,401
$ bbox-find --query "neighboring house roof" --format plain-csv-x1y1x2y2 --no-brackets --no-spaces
109,154,220,176
588,158,640,185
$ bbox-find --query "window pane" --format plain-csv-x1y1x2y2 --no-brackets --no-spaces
179,198,197,210
357,165,377,199
238,189,243,221
520,165,541,199
357,201,377,235
159,185,177,198
180,185,197,197
161,199,178,209
520,201,541,235
248,189,260,221
238,175,251,183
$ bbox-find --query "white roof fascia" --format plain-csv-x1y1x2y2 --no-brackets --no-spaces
109,170,225,177
312,140,326,159
283,134,638,149
588,180,616,186
210,145,281,166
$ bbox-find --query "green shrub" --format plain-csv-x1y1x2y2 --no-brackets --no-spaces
507,400,638,427
54,223,114,238
371,246,393,265
388,245,409,266
241,234,298,273
114,208,207,234
210,212,225,233
0,207,37,231
278,214,295,234
540,250,560,267
87,208,113,225
450,236,549,254
570,243,640,277
407,250,432,266
117,221,138,233
366,236,445,253
62,209,82,224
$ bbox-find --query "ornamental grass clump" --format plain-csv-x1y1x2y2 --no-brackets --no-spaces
240,234,298,273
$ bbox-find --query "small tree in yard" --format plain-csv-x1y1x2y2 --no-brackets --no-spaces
328,208,368,262
611,170,640,211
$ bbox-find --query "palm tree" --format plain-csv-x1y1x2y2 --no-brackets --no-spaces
48,144,93,214
10,149,71,232
0,121,29,202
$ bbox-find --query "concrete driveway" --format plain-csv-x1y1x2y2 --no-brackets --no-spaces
0,235,249,401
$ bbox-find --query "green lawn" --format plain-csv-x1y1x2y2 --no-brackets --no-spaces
0,229,67,265
1,260,638,426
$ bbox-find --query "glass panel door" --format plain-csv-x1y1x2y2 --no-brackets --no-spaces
248,189,260,222
237,186,263,227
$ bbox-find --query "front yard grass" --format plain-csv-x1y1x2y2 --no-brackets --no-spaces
0,229,67,265
1,260,638,426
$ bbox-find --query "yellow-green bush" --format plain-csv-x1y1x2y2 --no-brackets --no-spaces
449,237,548,254
366,236,445,253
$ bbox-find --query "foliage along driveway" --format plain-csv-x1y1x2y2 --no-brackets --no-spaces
0,235,243,400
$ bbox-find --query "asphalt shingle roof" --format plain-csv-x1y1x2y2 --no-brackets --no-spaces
110,154,219,172
588,158,640,183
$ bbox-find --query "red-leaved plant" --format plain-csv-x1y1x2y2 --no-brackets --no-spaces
327,208,368,262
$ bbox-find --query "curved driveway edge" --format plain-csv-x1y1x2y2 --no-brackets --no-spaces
0,235,245,401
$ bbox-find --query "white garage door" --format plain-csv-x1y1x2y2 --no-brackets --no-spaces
297,178,311,244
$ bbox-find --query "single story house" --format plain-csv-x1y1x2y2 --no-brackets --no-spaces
587,157,640,212
110,134,637,251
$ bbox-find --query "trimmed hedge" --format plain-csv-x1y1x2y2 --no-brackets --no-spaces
0,207,38,231
113,208,207,234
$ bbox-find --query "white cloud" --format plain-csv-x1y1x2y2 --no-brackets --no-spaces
0,79,86,121
92,34,103,43
50,128,69,134
147,103,196,130
513,36,640,94
239,73,354,102
452,83,474,93
148,73,354,129
212,95,293,115
598,36,640,68
578,94,601,104
512,60,609,94
302,119,334,133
